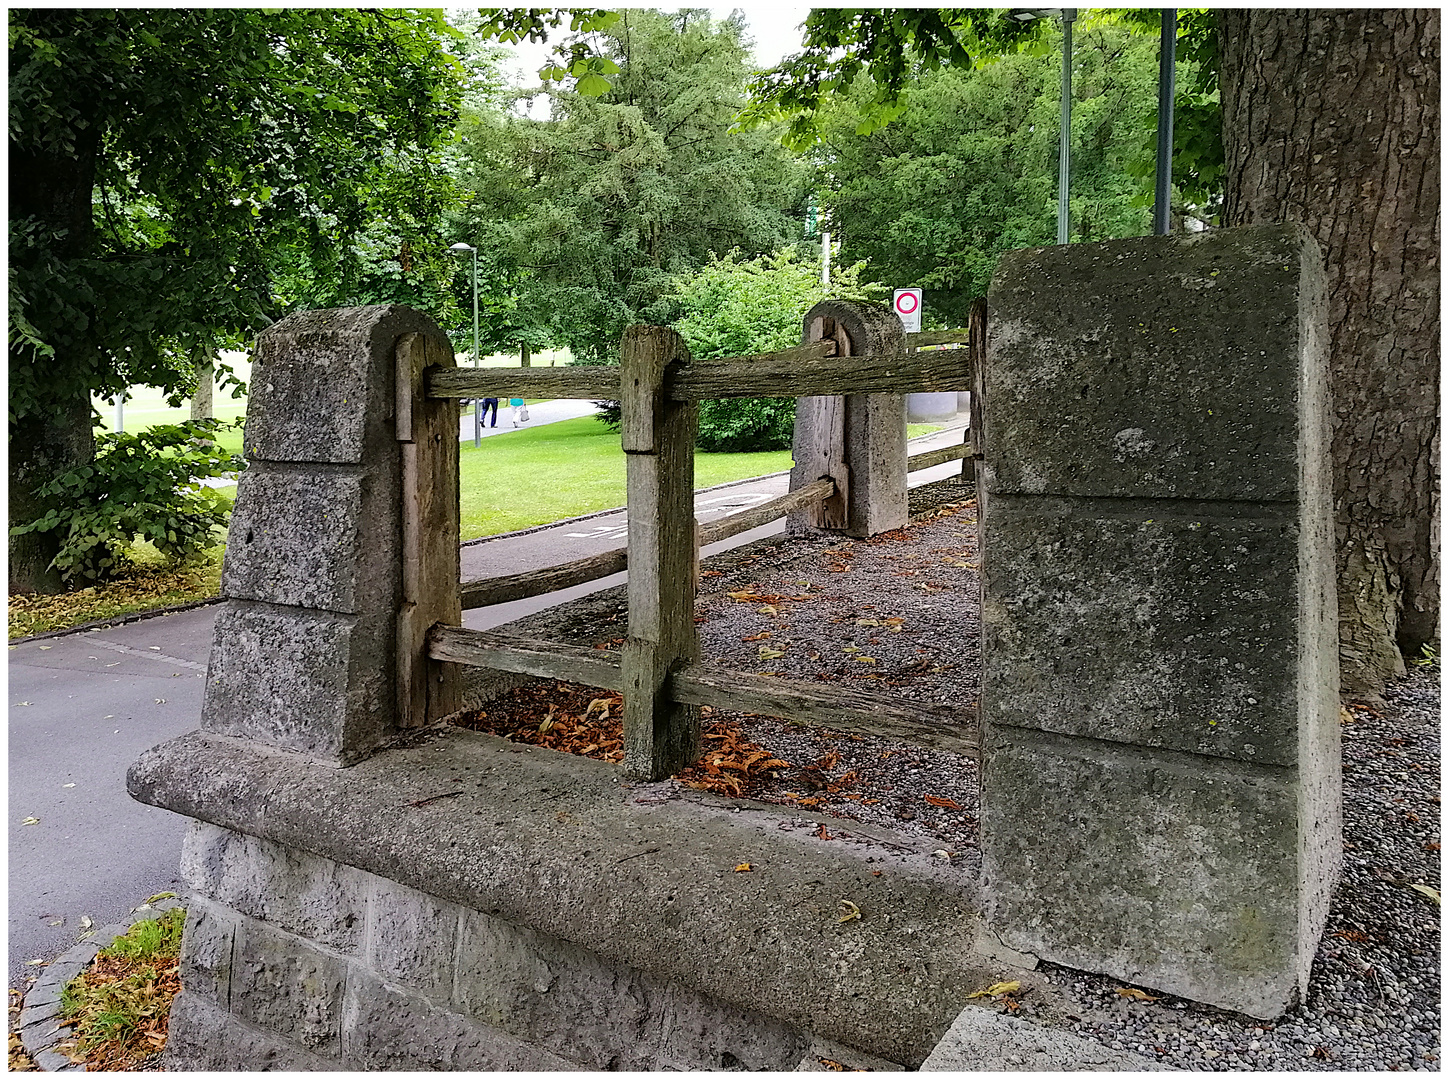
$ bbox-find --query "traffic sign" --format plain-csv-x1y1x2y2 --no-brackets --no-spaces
893,288,922,333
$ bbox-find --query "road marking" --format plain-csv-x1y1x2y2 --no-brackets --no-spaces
91,639,207,672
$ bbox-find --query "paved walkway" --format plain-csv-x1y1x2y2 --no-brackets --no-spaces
7,416,970,988
457,397,600,442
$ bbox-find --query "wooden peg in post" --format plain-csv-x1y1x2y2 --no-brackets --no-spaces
620,326,701,780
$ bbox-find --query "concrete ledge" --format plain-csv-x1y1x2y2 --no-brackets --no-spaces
920,1005,1173,1071
128,726,1017,1065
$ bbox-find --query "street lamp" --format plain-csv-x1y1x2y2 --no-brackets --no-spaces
449,242,481,447
1011,9,1076,245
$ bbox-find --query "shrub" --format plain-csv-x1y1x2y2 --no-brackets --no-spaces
10,419,242,584
592,248,888,451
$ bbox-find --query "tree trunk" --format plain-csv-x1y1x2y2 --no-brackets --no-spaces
1220,9,1440,698
9,116,101,593
190,344,215,421
9,394,94,593
520,343,531,368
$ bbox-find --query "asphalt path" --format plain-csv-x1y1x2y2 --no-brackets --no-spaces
8,417,970,988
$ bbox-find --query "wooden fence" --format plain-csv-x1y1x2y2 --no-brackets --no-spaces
408,309,984,779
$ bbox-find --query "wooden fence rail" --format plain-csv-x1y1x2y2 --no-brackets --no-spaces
428,306,983,778
427,343,973,404
456,443,965,612
426,625,978,756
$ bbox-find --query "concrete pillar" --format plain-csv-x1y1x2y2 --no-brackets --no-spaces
979,225,1339,1018
788,300,908,538
200,306,458,765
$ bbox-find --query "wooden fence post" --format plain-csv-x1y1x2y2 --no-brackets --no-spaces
397,332,462,727
788,301,908,538
619,326,701,780
967,298,987,485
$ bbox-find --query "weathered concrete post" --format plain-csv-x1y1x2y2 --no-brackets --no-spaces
788,301,908,537
200,306,460,765
979,225,1339,1019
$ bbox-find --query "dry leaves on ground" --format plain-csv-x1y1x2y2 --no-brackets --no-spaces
456,683,791,799
58,911,185,1071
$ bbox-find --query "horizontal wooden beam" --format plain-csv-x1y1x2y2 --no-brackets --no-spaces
427,627,979,757
427,626,625,692
907,329,972,348
459,547,629,610
669,351,973,400
430,345,973,403
906,440,971,473
670,663,979,757
428,366,620,401
698,478,834,547
458,480,837,610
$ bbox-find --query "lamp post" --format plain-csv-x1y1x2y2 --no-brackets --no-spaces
449,242,481,447
1011,8,1076,244
1153,10,1177,235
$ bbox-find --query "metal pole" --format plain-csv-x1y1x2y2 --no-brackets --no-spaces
1153,9,1177,235
821,231,831,286
1058,9,1075,244
472,247,481,448
115,392,124,434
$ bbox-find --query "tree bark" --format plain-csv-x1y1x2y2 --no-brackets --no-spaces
1220,9,1440,697
190,345,215,421
9,118,102,593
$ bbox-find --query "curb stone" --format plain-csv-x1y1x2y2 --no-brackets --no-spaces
919,1004,1176,1071
9,597,226,647
18,898,183,1071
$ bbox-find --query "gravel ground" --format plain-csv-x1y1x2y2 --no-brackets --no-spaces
478,476,1440,1070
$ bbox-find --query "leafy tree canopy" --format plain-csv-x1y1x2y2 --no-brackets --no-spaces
451,8,812,362
9,7,466,427
820,17,1198,324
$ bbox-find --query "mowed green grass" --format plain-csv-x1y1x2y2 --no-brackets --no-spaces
457,416,943,540
458,415,794,539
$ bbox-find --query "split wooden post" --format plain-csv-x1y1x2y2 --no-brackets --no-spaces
789,316,850,530
788,301,909,538
619,326,701,780
967,298,987,485
397,332,462,726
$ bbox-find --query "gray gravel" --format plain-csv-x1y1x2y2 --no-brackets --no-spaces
697,479,1441,1071
488,476,1440,1070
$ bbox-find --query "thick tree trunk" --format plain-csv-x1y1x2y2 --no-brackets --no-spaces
190,345,215,421
1220,10,1440,697
9,113,101,593
9,395,95,593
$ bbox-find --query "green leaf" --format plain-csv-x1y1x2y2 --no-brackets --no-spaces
574,72,611,96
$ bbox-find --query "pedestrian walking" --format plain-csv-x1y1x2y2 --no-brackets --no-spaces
510,397,528,426
480,397,499,427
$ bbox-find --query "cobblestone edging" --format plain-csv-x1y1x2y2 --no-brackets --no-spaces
16,899,183,1071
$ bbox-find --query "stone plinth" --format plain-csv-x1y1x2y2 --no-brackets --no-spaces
200,306,456,764
979,225,1339,1019
128,726,1029,1070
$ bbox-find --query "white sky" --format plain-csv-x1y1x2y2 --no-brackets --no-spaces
489,5,814,94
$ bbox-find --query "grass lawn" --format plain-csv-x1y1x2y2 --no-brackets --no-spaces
457,415,943,540
10,407,943,638
458,415,795,538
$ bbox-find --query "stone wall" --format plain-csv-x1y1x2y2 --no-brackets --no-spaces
979,225,1339,1018
133,729,1025,1070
